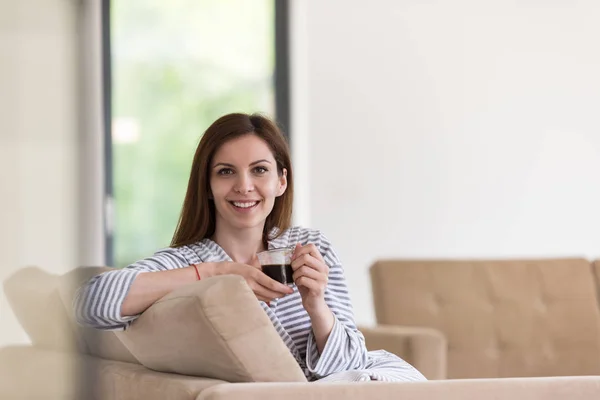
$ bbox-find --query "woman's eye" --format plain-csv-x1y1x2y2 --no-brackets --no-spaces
217,168,234,175
254,166,268,174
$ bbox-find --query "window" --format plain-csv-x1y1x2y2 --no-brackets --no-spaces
103,0,289,267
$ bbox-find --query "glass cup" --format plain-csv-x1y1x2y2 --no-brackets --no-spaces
257,247,295,285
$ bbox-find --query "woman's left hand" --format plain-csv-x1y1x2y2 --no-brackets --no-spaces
291,243,330,315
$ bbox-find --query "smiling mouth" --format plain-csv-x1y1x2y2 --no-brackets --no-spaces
228,200,260,209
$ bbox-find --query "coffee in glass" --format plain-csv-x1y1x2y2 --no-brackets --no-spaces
257,247,294,284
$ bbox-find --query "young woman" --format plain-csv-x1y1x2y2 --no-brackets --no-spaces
75,113,426,382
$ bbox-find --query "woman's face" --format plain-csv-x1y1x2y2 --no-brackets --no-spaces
209,134,287,232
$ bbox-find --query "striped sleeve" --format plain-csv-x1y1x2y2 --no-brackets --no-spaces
305,232,370,378
73,247,192,330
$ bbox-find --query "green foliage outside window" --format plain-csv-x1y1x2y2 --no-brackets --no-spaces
111,0,275,267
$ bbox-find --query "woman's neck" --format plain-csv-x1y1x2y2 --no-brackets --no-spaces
212,225,266,265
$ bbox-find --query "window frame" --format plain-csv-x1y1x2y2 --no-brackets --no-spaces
101,0,291,266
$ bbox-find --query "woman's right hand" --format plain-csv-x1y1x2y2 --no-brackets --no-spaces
216,261,294,303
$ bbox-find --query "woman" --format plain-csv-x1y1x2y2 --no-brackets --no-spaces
75,113,426,382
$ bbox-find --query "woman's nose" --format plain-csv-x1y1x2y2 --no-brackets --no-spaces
234,173,254,194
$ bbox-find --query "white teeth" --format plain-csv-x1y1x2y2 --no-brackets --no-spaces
232,201,258,208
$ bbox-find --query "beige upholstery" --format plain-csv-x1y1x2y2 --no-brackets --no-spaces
0,346,226,400
117,275,307,383
4,266,139,364
58,266,140,364
3,263,599,399
196,376,600,400
360,324,446,380
3,346,599,400
370,258,600,379
3,267,80,353
593,260,600,297
0,346,80,399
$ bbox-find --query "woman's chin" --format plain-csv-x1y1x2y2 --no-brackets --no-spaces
229,217,267,231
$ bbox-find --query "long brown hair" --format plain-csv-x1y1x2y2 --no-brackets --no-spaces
171,113,294,247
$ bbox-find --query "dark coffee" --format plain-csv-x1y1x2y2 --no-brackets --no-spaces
261,264,294,284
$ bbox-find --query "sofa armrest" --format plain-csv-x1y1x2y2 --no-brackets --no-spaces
358,324,447,380
116,275,306,383
197,377,600,400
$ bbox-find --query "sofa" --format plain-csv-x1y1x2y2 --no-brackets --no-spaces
1,262,599,399
370,258,600,379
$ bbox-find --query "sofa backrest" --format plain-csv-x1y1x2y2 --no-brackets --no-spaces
370,258,600,379
4,266,139,364
593,260,600,298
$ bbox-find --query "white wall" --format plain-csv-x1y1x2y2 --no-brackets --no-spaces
291,0,600,325
0,0,105,348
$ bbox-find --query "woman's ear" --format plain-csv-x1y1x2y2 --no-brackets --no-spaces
276,168,288,197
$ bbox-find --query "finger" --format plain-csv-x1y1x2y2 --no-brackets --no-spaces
291,253,327,274
254,271,294,294
305,243,325,262
293,243,324,263
247,274,287,297
292,243,309,260
293,243,302,258
294,276,323,293
290,246,300,266
250,281,287,300
292,265,325,283
248,255,261,270
290,253,316,270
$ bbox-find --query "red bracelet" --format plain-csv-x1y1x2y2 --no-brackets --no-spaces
193,264,201,281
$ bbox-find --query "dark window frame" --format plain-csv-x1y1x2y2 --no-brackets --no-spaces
101,0,291,266
101,0,113,265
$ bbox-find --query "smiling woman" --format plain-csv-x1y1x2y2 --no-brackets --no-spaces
74,113,427,383
171,113,293,256
210,135,288,241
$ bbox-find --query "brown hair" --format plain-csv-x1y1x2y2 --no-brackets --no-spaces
171,113,294,247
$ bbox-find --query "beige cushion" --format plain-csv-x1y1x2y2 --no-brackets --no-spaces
57,266,140,364
3,267,79,353
4,266,140,364
371,258,600,379
117,274,307,383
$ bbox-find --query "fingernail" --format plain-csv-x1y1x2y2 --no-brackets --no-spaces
266,301,270,307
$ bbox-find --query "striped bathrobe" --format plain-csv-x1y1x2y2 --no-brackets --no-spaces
74,226,426,382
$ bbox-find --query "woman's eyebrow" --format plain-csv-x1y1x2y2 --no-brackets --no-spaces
213,159,272,169
213,162,235,169
249,159,272,166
